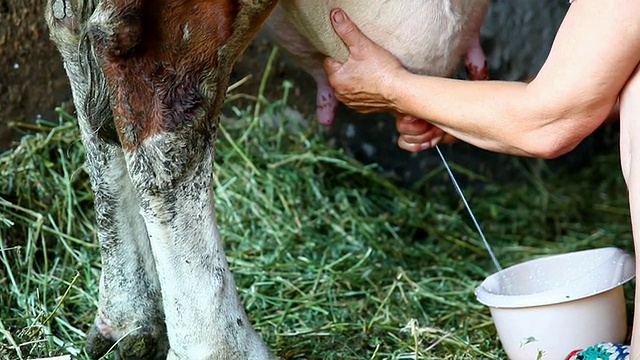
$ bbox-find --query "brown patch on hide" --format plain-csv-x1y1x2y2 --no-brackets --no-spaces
91,0,241,150
89,0,144,58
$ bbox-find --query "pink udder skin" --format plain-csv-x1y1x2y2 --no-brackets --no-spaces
316,84,338,126
464,36,489,81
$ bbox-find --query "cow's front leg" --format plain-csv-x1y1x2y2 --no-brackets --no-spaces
85,0,277,358
46,1,168,359
125,133,274,359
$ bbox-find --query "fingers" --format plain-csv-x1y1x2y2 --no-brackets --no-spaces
402,127,444,144
399,127,444,149
329,9,370,59
395,114,434,135
398,131,457,152
395,114,448,152
323,8,405,114
398,134,443,152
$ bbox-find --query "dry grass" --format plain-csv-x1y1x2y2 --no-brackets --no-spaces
0,57,634,359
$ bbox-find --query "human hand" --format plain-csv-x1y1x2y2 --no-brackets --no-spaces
323,9,406,114
395,113,456,152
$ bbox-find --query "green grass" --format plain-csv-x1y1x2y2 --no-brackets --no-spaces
0,73,634,359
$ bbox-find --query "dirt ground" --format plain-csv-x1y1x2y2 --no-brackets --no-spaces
0,0,71,146
0,1,616,184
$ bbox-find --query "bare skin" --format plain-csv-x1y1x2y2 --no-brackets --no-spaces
323,0,640,357
324,1,640,157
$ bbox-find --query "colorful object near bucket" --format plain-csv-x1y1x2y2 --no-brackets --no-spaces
566,342,630,360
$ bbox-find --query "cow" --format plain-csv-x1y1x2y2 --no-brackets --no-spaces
45,0,487,358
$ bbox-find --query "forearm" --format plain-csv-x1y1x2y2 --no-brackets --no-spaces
324,0,637,157
387,72,594,157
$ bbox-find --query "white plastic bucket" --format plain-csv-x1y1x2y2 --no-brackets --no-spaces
475,247,635,360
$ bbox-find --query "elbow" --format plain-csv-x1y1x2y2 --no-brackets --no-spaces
526,139,580,159
512,101,605,159
518,124,585,159
511,81,613,159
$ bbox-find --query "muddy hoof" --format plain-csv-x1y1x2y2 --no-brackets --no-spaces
86,317,168,360
85,322,116,359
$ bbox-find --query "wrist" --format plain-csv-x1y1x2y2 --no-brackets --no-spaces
384,68,410,112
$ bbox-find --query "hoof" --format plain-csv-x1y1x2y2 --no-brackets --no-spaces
85,321,115,359
85,315,168,360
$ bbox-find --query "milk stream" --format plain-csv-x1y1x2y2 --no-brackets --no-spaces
435,145,503,272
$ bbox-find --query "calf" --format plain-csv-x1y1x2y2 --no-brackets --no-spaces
45,0,487,359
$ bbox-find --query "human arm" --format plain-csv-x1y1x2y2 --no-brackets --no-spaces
324,0,640,157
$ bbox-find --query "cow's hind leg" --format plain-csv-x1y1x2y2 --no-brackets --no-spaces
46,1,167,358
